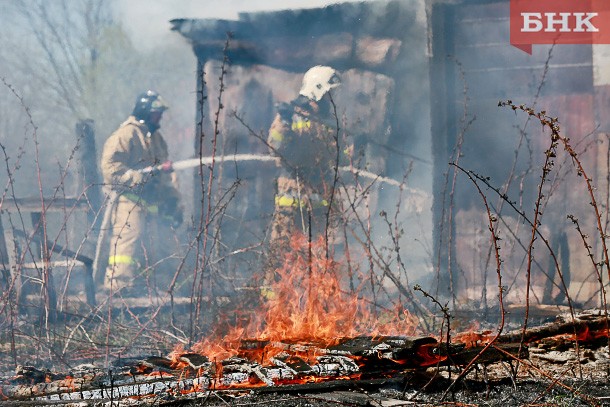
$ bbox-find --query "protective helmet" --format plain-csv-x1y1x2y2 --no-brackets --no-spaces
132,90,169,120
299,66,341,102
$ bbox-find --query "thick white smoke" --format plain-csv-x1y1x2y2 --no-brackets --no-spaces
113,0,382,51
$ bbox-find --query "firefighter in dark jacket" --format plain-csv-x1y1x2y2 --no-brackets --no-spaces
267,65,343,255
101,90,183,292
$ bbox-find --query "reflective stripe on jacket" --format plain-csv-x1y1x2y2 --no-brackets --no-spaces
108,254,137,266
291,119,311,131
122,192,159,214
275,194,329,208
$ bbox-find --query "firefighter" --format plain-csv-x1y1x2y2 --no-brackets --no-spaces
101,90,183,293
266,65,344,265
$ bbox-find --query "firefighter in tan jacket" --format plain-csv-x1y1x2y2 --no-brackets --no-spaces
101,90,183,293
267,66,343,257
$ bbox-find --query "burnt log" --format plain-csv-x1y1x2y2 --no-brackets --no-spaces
496,309,610,345
0,335,531,404
440,343,529,366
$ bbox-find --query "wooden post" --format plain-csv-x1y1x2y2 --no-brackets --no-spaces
75,119,100,304
0,216,18,306
75,119,102,224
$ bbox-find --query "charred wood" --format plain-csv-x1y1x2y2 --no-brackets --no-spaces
496,309,610,345
0,335,531,404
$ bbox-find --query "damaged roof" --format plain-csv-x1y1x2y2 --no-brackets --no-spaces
170,0,419,74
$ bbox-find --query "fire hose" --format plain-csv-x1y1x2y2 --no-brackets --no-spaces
92,154,414,282
142,153,405,187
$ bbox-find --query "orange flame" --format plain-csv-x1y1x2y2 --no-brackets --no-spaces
453,322,494,348
569,325,609,343
583,325,608,342
415,343,447,367
188,233,419,365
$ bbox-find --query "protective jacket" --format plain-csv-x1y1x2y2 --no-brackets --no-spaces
101,115,180,210
267,103,341,246
268,105,338,195
101,115,181,291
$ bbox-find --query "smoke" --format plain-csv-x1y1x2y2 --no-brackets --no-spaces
109,0,388,162
0,0,433,315
113,0,382,51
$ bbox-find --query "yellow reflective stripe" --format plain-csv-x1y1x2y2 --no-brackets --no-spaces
108,255,137,265
276,195,302,207
291,119,311,131
122,192,140,202
269,129,284,142
275,195,329,208
122,192,159,214
260,286,276,300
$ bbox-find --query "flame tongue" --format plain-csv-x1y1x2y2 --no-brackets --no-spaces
189,233,419,368
258,234,361,343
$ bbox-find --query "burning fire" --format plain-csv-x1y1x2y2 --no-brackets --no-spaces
176,234,420,367
453,322,493,348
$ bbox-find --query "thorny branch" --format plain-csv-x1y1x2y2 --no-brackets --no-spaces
191,33,233,337
441,163,505,399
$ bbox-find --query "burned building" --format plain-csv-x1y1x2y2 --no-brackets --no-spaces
429,0,609,309
172,0,610,310
171,0,433,303
5,2,610,405
2,0,608,317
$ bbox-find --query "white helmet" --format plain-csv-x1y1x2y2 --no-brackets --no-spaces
299,65,341,102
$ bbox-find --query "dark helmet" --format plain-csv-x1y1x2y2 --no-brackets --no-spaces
132,90,169,120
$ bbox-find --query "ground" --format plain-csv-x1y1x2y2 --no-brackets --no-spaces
2,301,610,406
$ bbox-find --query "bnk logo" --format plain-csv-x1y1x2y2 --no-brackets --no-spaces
510,0,610,54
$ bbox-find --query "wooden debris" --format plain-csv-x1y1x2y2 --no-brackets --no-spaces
313,390,415,406
440,342,528,366
0,334,530,405
530,351,572,364
497,309,610,344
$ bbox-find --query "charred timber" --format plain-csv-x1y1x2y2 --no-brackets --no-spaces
170,1,415,74
0,336,529,405
495,309,610,345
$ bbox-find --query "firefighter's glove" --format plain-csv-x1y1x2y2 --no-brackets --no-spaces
160,160,173,172
171,208,183,228
140,160,173,174
161,211,182,229
159,198,183,228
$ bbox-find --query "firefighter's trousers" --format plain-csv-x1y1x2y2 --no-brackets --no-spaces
267,177,344,269
269,177,331,243
104,195,147,291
